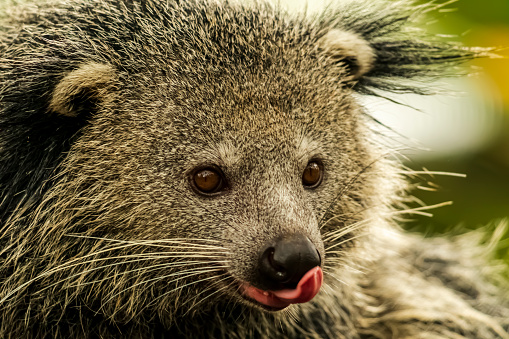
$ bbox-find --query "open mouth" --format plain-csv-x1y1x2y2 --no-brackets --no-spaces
240,266,323,311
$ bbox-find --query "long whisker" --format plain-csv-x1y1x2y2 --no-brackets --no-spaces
7,252,225,295
147,272,229,308
45,259,229,291
181,276,233,316
319,203,378,230
322,218,372,243
398,169,466,178
322,269,349,287
325,233,368,253
387,201,453,218
102,267,224,308
65,234,228,249
323,260,366,275
0,238,229,304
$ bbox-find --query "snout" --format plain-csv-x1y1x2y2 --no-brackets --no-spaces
259,234,321,290
241,234,323,310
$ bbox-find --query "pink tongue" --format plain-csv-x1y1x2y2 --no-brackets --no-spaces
243,266,323,309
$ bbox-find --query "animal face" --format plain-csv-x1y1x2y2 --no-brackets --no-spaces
46,53,374,315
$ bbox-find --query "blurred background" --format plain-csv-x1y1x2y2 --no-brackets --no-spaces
278,0,509,270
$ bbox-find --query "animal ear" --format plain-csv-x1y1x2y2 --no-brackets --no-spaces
318,29,375,80
48,62,116,117
316,1,485,96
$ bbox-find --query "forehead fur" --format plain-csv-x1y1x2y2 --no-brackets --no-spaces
56,1,353,112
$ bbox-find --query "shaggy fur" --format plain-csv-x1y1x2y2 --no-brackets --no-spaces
0,0,508,338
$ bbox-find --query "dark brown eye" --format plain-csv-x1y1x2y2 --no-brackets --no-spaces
302,161,323,188
192,167,225,194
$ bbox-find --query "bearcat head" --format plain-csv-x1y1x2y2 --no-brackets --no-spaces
0,0,484,336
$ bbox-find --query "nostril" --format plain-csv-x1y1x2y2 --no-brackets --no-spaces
258,234,321,290
260,247,288,283
267,248,287,279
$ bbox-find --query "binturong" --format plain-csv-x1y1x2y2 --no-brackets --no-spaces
1,0,508,338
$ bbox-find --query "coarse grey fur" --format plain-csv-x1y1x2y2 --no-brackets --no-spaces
0,0,508,338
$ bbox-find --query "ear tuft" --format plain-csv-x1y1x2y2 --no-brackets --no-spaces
318,29,375,80
48,62,116,117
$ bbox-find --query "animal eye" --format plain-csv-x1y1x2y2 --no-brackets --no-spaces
191,167,226,195
302,161,323,188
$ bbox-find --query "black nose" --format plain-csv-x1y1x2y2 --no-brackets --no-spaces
258,234,321,290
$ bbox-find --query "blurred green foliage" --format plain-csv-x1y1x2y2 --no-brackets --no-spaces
408,0,509,270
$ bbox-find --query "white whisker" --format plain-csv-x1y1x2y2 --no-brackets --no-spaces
325,233,368,252
51,260,229,291
102,267,224,307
